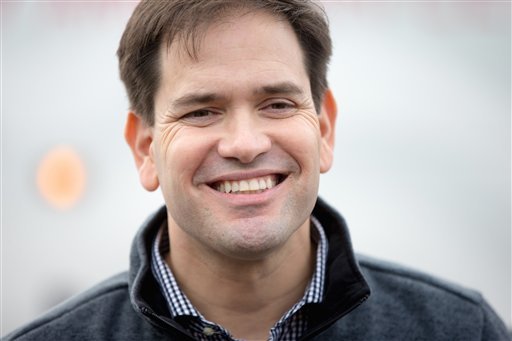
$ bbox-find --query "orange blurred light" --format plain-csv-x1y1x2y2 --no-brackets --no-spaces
36,146,86,210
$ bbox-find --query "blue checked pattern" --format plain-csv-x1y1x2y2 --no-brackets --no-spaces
151,216,328,341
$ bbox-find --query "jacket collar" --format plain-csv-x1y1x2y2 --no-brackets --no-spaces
303,197,371,338
128,198,370,338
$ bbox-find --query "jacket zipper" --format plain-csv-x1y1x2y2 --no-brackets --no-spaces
299,294,370,340
139,305,196,340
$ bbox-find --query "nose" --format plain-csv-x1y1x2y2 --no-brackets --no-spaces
217,112,271,163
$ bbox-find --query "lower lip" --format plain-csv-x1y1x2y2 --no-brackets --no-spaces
205,178,286,206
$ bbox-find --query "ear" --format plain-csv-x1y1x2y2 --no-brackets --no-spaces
124,112,159,191
318,89,337,173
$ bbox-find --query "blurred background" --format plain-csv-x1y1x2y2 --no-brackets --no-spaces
1,0,510,335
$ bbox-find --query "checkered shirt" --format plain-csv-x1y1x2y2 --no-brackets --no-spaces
151,216,328,341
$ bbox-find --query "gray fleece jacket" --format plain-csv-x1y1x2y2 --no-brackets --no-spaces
4,198,510,340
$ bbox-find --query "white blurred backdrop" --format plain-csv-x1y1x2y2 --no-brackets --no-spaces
2,0,510,335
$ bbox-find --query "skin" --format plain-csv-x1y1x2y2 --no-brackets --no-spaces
125,10,337,340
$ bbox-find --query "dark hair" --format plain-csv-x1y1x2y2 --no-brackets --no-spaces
117,0,332,125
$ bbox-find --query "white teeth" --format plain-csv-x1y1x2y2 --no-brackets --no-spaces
239,180,249,191
215,175,281,194
249,179,259,191
232,182,239,192
258,179,266,190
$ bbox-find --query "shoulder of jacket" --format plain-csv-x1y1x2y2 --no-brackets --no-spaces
356,254,483,305
4,272,129,340
317,255,510,340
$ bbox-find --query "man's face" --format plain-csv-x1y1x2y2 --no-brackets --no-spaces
133,11,336,260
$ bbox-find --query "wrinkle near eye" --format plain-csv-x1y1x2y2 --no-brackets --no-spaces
294,110,321,131
157,121,184,153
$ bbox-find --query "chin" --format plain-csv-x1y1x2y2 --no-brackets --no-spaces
216,223,293,260
220,243,280,262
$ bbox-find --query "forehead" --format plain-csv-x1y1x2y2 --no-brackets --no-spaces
157,10,309,101
166,8,296,60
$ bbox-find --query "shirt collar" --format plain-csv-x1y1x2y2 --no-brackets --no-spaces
151,216,329,319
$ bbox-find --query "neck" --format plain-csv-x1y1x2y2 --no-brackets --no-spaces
166,219,315,340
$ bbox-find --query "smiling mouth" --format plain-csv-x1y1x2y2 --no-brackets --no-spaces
209,174,286,194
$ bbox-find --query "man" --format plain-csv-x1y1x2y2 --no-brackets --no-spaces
5,1,509,340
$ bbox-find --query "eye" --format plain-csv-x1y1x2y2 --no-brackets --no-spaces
184,109,213,119
181,109,221,125
269,102,293,110
261,100,296,116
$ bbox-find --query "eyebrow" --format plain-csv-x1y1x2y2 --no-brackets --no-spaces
171,93,226,110
255,82,305,97
170,81,305,110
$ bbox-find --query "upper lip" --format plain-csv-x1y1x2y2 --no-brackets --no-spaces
204,169,289,185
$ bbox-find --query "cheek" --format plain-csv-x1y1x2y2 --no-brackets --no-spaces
273,116,322,167
156,126,216,191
